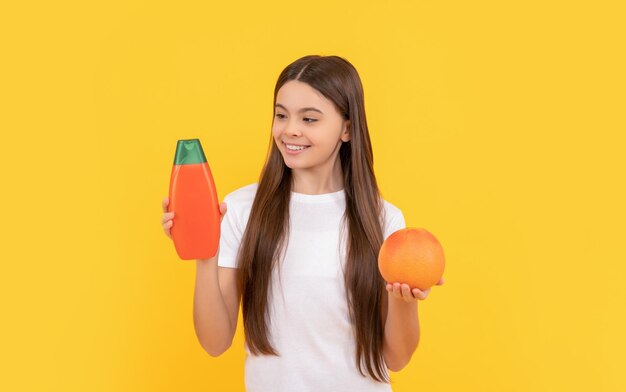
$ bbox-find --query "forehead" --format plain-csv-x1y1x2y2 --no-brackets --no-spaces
275,80,331,110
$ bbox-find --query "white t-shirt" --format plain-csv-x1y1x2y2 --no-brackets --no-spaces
218,182,406,392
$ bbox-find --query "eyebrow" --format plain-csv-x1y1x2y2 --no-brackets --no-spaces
275,103,323,114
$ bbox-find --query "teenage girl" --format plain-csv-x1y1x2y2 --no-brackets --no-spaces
161,55,444,391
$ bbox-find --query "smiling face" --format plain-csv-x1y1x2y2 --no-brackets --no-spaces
272,80,350,171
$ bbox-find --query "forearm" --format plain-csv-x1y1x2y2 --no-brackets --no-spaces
383,297,420,371
193,257,232,356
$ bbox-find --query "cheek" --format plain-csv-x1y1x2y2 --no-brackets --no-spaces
272,118,287,131
271,124,281,138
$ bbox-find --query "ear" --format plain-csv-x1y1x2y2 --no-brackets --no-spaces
341,120,351,142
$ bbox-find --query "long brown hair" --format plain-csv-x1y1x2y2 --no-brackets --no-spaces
236,55,390,383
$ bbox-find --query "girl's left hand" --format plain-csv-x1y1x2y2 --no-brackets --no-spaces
386,277,445,302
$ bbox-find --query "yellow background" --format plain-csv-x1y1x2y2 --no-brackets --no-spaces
1,0,624,390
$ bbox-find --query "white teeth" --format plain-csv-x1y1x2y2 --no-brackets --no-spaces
286,144,309,151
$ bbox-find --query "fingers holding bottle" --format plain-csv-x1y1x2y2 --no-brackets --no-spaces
162,198,225,241
162,197,175,240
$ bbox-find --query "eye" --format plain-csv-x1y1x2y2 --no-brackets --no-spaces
275,114,317,123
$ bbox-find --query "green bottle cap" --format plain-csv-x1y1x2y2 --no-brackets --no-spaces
173,139,207,165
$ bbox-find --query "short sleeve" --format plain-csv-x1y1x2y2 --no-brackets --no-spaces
383,205,406,241
217,194,244,269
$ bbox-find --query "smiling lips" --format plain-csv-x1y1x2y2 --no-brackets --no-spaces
283,141,311,153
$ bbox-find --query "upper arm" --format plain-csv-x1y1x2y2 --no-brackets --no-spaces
216,193,244,340
218,266,242,342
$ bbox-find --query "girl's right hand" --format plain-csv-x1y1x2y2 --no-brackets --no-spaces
161,197,228,240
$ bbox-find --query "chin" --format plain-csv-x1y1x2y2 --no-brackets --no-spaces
282,156,313,170
283,159,306,170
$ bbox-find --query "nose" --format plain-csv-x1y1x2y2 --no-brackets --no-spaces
286,121,302,137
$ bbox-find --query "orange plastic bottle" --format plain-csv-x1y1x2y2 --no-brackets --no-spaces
168,139,220,260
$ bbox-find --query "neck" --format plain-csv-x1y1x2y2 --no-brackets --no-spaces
291,156,344,195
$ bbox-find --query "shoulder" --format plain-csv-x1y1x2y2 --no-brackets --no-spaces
382,198,402,218
381,198,406,239
223,182,258,206
381,198,404,223
222,182,258,228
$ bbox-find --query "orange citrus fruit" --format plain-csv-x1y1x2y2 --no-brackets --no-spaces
378,227,445,291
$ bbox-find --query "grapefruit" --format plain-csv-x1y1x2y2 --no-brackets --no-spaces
378,227,445,291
